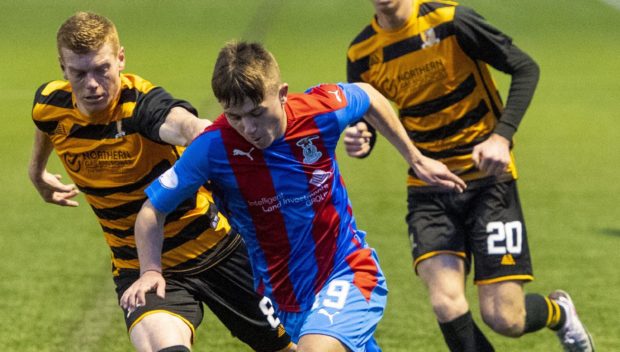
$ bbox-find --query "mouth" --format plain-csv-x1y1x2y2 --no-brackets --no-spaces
83,94,105,104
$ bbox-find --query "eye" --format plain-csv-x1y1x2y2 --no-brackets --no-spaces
225,113,240,121
250,108,264,117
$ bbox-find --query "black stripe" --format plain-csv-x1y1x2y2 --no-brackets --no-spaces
165,232,240,273
77,160,172,197
162,214,213,253
350,24,376,46
400,74,476,117
67,117,139,140
33,120,58,134
347,57,370,82
91,198,145,221
69,122,120,139
110,213,213,261
110,245,136,261
416,133,491,159
34,85,73,109
101,225,134,238
473,60,502,118
383,21,454,63
407,100,489,143
32,83,47,108
418,2,454,17
99,194,203,240
118,87,139,104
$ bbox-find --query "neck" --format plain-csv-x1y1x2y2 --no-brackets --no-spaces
376,1,413,30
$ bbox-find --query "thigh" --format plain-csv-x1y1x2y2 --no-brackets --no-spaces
478,280,525,319
298,334,349,352
417,254,469,321
300,248,387,352
114,275,203,342
467,180,534,285
407,189,469,272
191,240,291,352
130,312,192,352
417,254,467,293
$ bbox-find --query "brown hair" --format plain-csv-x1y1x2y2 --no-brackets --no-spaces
57,12,120,57
211,41,281,108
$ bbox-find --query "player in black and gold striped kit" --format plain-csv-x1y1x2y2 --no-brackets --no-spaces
29,12,293,352
345,1,594,351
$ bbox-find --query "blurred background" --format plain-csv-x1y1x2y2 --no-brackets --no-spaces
1,0,618,350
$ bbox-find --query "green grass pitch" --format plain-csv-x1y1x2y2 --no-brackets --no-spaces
0,0,618,350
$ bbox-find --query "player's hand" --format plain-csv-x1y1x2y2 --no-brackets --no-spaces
120,270,166,313
411,156,467,193
32,170,79,207
472,134,511,176
343,122,372,158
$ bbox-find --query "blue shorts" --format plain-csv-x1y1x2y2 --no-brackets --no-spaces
278,248,387,352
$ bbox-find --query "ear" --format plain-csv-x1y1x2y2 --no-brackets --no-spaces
278,83,289,105
118,46,126,71
58,56,67,80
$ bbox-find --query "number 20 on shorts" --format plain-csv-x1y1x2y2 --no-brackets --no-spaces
486,221,523,255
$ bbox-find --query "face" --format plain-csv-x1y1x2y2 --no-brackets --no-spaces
371,0,403,14
223,84,289,149
60,42,125,116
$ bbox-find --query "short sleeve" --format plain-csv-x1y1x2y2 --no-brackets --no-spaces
145,135,211,213
333,83,371,133
131,87,198,143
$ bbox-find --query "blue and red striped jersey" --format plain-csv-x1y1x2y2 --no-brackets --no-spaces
147,83,372,311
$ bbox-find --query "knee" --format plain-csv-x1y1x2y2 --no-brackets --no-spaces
481,307,525,337
429,290,469,321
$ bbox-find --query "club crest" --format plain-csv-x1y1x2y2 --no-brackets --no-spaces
296,136,322,164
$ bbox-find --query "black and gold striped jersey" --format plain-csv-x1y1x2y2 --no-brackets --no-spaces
32,73,238,276
348,0,538,188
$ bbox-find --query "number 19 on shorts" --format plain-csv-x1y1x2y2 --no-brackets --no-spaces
486,221,523,255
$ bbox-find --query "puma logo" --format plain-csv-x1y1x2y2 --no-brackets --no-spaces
233,147,255,161
327,89,342,103
318,308,340,324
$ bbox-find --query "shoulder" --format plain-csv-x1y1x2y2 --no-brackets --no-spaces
33,80,72,110
121,73,158,95
349,23,377,50
32,80,73,126
288,84,350,118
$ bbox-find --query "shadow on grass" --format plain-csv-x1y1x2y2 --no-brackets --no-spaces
597,227,620,237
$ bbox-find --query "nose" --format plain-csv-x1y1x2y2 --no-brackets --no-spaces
242,117,257,135
85,72,99,90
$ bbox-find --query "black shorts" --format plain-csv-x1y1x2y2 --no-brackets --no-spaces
406,179,534,284
114,239,290,352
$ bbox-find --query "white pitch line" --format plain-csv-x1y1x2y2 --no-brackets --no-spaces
600,0,620,10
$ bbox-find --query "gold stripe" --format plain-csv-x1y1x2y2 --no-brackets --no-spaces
475,274,534,285
413,250,467,269
128,309,196,343
548,299,562,328
544,296,554,327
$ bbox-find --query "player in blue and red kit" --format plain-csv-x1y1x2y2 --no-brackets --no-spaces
121,41,466,351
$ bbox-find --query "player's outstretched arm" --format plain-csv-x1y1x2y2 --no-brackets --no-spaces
354,83,467,193
120,200,167,311
158,107,212,146
28,129,80,206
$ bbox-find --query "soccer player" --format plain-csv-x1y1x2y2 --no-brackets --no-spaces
120,41,466,351
344,0,594,351
29,12,294,352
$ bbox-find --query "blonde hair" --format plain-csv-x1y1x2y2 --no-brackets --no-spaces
57,12,120,57
211,41,281,108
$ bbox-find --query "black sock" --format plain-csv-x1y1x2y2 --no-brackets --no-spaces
524,293,567,333
158,346,190,352
438,311,495,352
